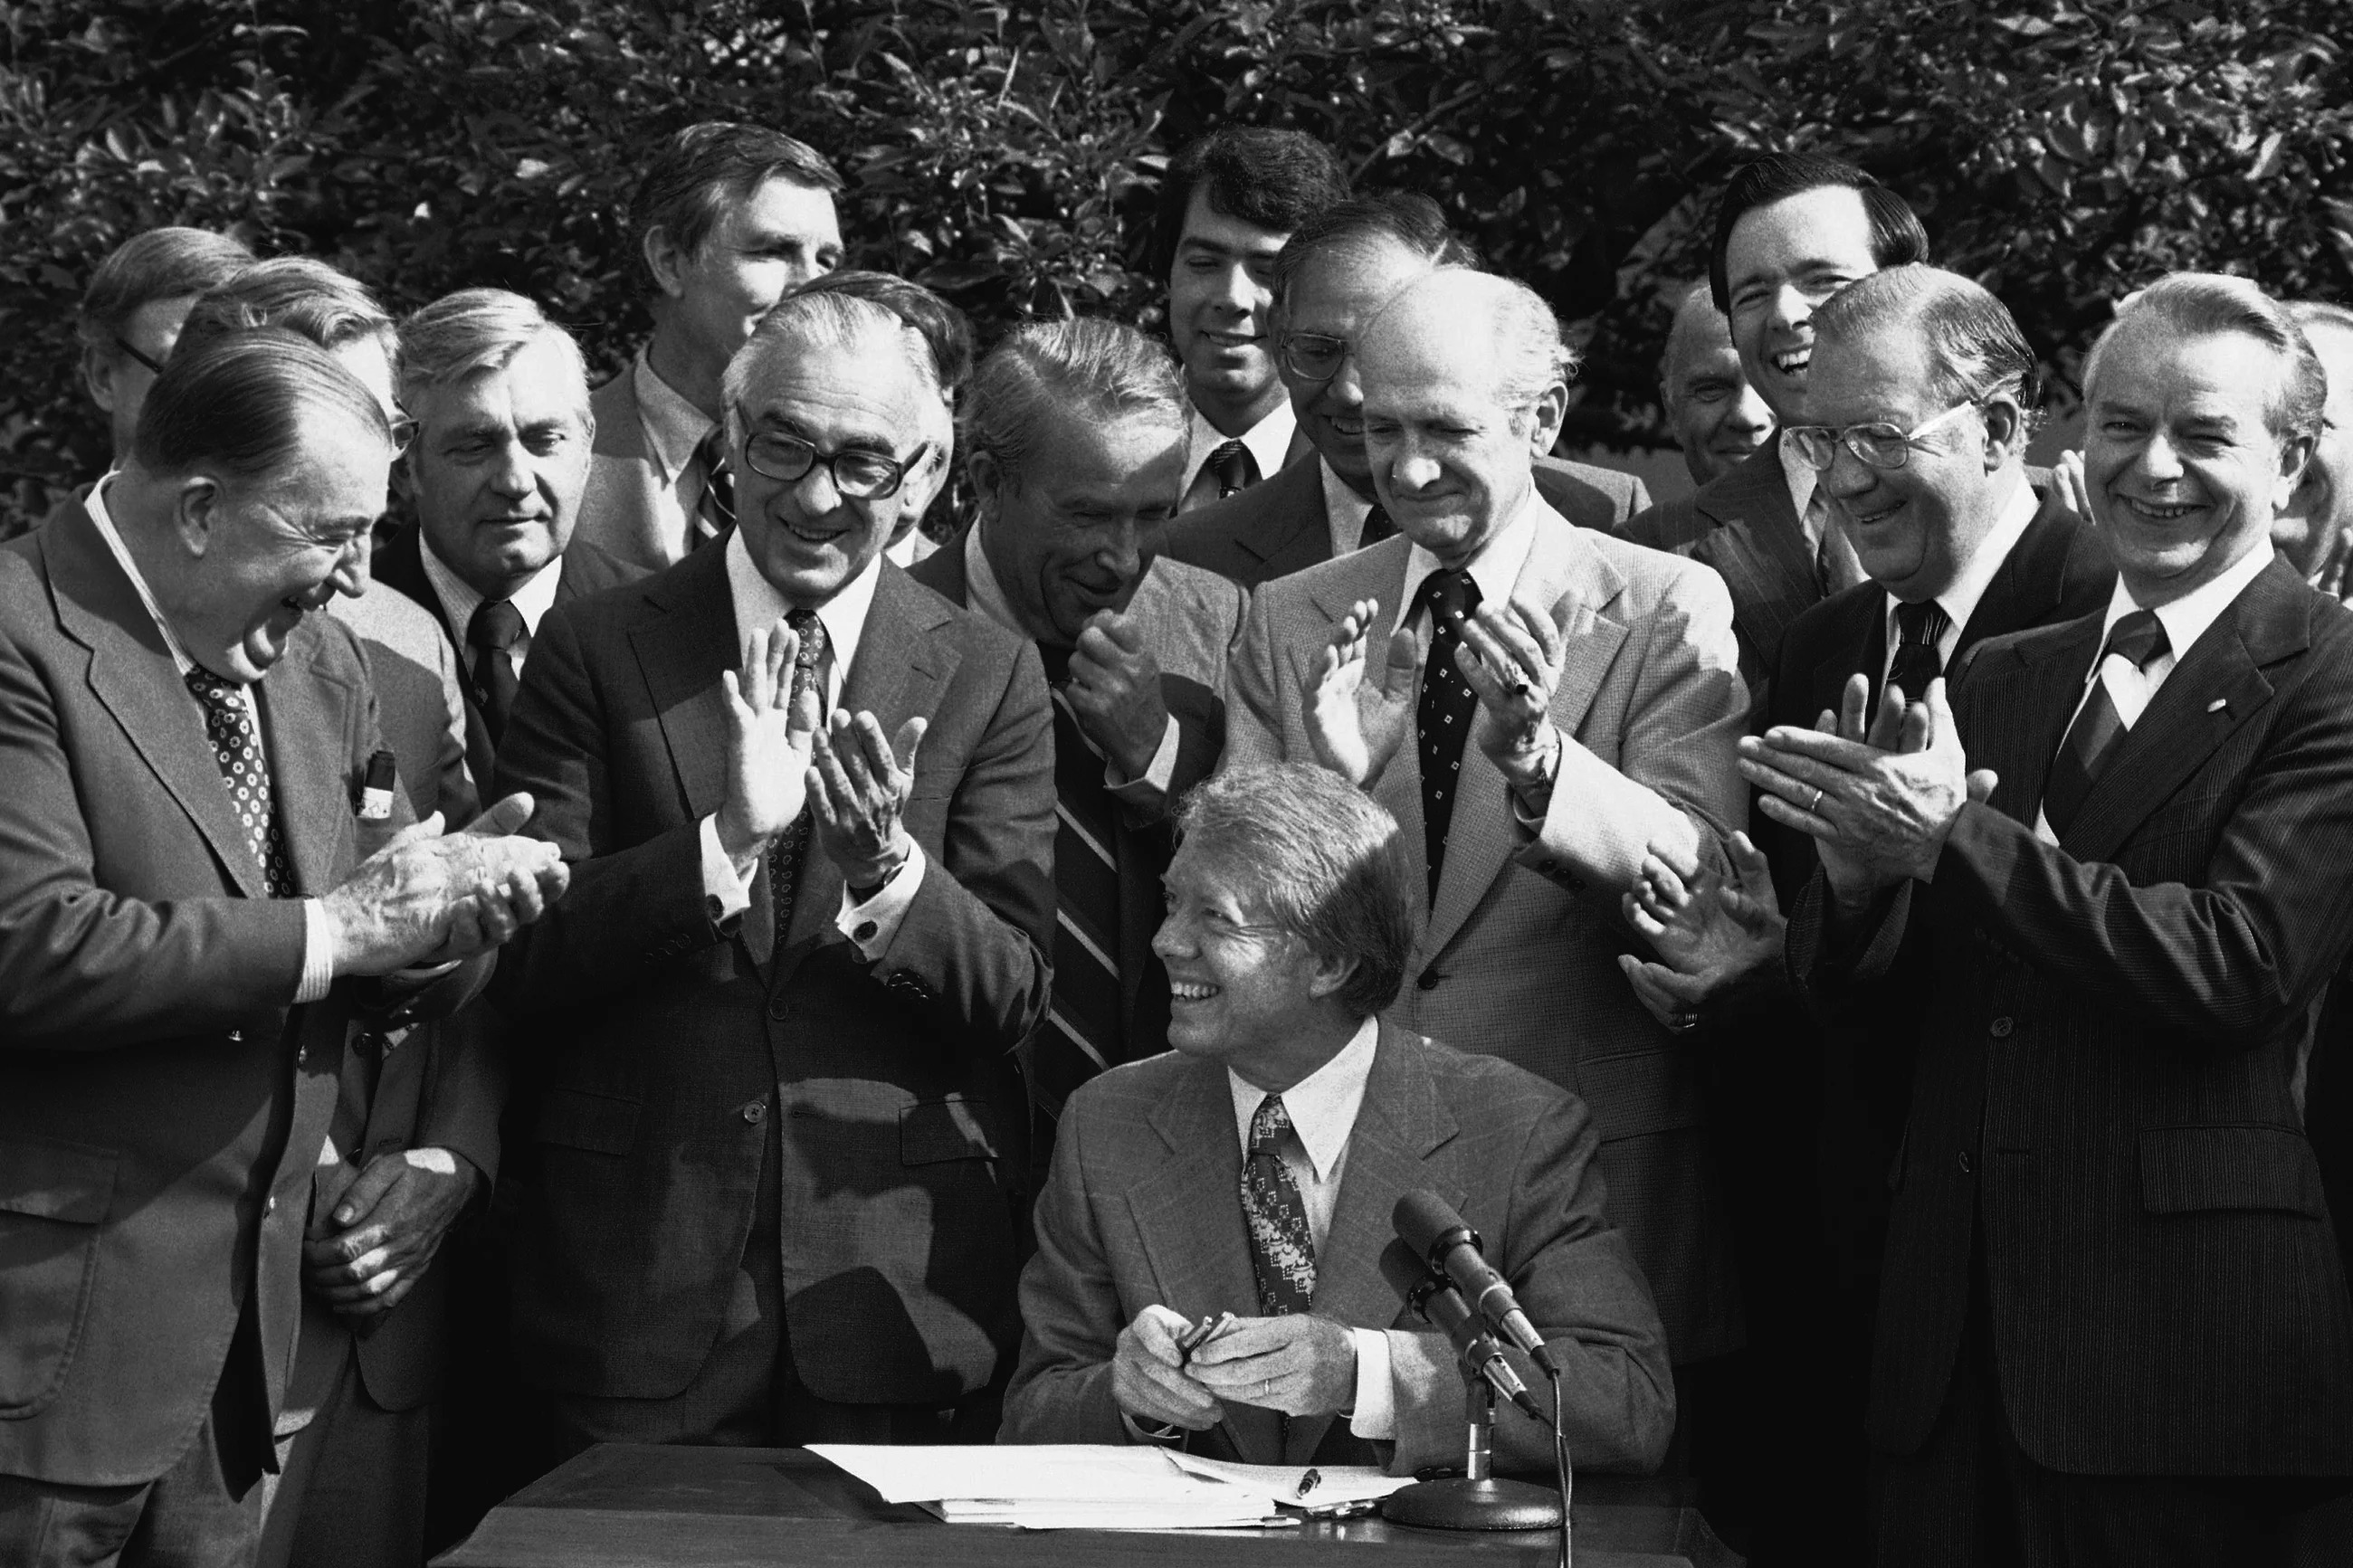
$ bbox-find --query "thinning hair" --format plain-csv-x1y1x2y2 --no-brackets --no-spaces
397,287,589,416
1152,127,1352,277
172,257,395,363
77,226,253,353
1660,279,1731,384
132,325,390,481
796,271,975,396
1814,264,2040,412
1708,150,1929,315
1175,764,1417,1018
2085,272,2327,443
962,317,1186,492
629,121,842,290
2288,299,2353,344
721,290,943,442
1270,191,1479,311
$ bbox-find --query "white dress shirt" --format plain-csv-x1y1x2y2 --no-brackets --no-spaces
1777,431,1824,551
1391,490,1540,643
1224,1016,1397,1440
418,537,562,677
2032,541,2278,845
1319,458,1377,558
632,348,723,565
694,529,923,955
1879,473,2040,686
86,478,337,1004
1180,400,1299,512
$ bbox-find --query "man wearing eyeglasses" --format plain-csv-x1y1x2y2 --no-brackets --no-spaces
491,286,1055,1452
1168,195,1648,592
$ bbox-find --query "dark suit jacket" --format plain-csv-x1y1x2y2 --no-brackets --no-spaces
1167,455,1652,590
1790,555,2353,1475
370,522,646,792
0,499,484,1485
1002,1024,1674,1475
491,546,1056,1406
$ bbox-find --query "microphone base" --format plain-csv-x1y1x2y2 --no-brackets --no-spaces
1379,1477,1566,1532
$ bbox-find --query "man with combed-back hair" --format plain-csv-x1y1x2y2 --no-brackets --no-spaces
1224,266,1750,1390
0,328,565,1567
1659,280,1775,489
912,315,1243,1144
1748,271,2353,1563
492,283,1054,1452
1004,763,1673,1474
576,122,846,572
74,226,256,466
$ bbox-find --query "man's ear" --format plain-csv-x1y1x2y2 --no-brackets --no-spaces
967,450,1006,522
81,344,119,413
643,226,688,301
1304,950,1358,1003
169,475,224,559
2273,433,2319,515
1981,394,2026,471
1524,381,1570,458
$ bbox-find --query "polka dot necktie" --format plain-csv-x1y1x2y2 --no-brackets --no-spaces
764,609,826,956
1241,1095,1317,1316
1358,503,1396,548
185,668,295,898
1414,567,1482,906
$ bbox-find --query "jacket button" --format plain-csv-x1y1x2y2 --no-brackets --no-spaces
742,1101,767,1125
1416,972,1443,991
265,1195,278,1215
296,1046,308,1068
768,995,792,1021
1988,1016,2014,1038
1957,1150,1973,1175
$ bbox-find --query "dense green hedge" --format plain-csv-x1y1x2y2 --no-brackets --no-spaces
5,0,2348,534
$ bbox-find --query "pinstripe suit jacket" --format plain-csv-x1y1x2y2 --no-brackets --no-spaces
1223,502,1749,1362
1002,1024,1674,1475
1790,554,2353,1474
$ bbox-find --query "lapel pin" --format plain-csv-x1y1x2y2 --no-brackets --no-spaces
2205,698,2228,714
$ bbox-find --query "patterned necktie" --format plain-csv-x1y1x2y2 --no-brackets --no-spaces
466,598,525,745
1414,567,1483,906
1032,643,1127,1117
1358,503,1396,548
2043,609,2170,839
185,668,295,898
693,425,735,549
1241,1095,1316,1316
765,609,826,954
1884,599,1952,707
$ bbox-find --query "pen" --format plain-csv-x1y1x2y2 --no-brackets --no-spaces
1294,1468,1321,1499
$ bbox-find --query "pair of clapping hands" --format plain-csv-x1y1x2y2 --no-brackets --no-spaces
1114,1305,1358,1430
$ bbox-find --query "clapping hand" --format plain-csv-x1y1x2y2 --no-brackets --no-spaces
1064,608,1171,782
1615,832,1787,1030
715,620,821,865
1306,597,1417,787
321,792,567,976
1457,594,1571,777
1186,1315,1358,1418
1113,1305,1224,1431
811,711,926,890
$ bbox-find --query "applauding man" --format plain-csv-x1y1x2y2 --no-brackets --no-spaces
493,286,1054,1451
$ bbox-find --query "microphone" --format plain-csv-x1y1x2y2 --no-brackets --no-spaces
1395,1190,1555,1369
1381,1245,1550,1425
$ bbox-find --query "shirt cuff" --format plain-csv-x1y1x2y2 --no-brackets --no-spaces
699,813,756,925
1347,1326,1396,1440
1105,714,1182,807
837,842,928,959
296,899,336,1004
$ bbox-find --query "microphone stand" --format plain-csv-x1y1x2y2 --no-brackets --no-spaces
1548,1364,1574,1568
1379,1357,1566,1533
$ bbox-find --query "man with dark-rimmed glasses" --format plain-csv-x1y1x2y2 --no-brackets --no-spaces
491,285,1057,1452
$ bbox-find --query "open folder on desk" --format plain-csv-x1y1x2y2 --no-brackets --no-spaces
806,1444,1407,1531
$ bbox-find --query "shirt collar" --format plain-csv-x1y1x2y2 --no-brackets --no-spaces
634,347,716,488
1396,485,1542,634
1319,457,1374,535
419,535,562,644
1883,471,2041,659
1225,1014,1381,1184
2101,537,2278,670
1185,400,1298,495
1777,432,1820,544
723,526,883,682
87,474,197,678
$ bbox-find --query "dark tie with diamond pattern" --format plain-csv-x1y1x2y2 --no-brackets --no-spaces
2042,609,2169,840
1884,599,1952,707
1414,567,1483,906
466,598,525,745
185,668,295,898
765,609,826,955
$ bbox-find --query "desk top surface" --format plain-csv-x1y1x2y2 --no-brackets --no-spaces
435,1444,1739,1568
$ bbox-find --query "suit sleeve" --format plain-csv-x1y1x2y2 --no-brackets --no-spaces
426,616,481,824
412,1000,507,1183
1220,585,1291,768
1000,1093,1136,1446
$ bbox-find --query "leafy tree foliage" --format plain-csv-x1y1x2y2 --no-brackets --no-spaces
3,0,2346,533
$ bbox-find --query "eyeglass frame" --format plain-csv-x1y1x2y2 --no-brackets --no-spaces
729,412,932,500
1782,400,1982,472
1278,329,1351,385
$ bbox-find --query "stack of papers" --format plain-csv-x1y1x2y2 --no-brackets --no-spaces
807,1443,1409,1531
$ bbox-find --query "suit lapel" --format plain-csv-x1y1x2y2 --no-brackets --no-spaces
257,633,357,895
629,546,739,832
1239,462,1328,577
1811,589,1886,722
1966,616,2102,827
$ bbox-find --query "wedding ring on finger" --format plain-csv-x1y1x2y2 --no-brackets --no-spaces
1807,784,1824,813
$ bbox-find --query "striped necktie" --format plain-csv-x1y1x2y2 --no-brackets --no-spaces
1033,644,1126,1117
2043,610,2169,839
1884,599,1952,707
692,426,735,550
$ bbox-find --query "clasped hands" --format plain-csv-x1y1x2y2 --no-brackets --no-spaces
1062,606,1171,784
1113,1305,1358,1431
303,1145,477,1320
319,792,568,977
715,619,924,890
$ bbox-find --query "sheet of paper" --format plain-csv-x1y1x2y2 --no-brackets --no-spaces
811,1442,1232,1506
1165,1454,1412,1506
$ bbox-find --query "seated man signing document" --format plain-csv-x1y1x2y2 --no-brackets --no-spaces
1002,763,1673,1475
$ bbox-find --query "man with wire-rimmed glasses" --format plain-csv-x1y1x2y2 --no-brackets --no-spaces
491,285,1057,1453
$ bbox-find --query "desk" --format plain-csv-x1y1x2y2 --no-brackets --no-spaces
436,1445,1741,1568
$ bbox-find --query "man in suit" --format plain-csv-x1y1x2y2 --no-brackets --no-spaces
492,286,1056,1450
1168,195,1649,590
574,123,845,573
1748,273,2353,1563
911,318,1243,1129
1224,267,1750,1378
1004,762,1674,1473
1660,280,1775,489
0,328,564,1567
1155,128,1348,511
2279,300,2353,591
1621,153,1931,704
375,289,644,790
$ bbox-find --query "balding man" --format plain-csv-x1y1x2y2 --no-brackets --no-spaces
1752,273,2353,1563
1224,268,1749,1380
492,287,1054,1450
0,328,563,1566
1658,280,1774,489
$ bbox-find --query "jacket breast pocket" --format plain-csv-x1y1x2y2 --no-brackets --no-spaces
2139,1125,2326,1218
0,1136,119,1416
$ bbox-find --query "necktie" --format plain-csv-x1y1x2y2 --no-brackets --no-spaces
1358,503,1396,548
185,669,296,898
1414,568,1483,905
1032,643,1128,1117
1207,439,1254,499
1884,599,1952,707
765,609,827,954
2042,609,2170,839
466,599,526,745
1241,1095,1317,1316
693,426,735,549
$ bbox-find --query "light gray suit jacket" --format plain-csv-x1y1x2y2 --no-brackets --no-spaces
573,366,680,577
1002,1024,1674,1475
1223,501,1750,1363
